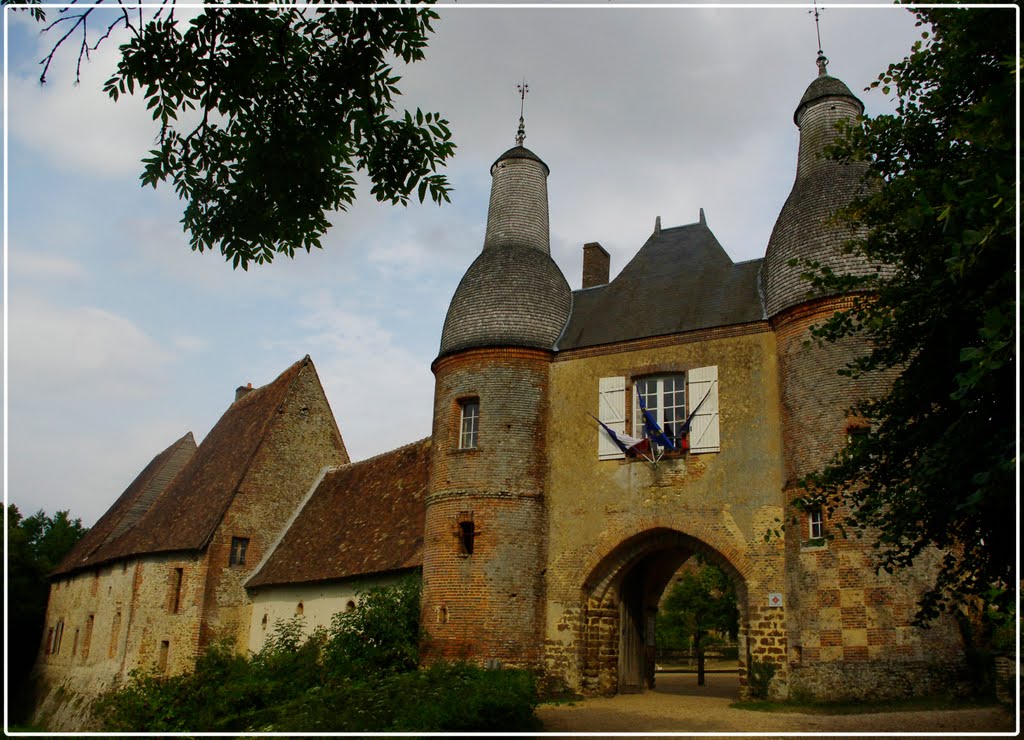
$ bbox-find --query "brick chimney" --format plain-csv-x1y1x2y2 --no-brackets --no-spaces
235,382,253,402
582,242,610,288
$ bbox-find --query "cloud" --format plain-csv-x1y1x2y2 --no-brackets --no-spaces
9,251,88,281
8,296,174,400
263,290,437,462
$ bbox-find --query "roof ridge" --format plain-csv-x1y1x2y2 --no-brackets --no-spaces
343,436,432,469
100,431,198,548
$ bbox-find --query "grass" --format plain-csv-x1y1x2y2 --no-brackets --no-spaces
731,694,1000,715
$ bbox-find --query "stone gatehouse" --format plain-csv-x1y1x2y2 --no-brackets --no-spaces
33,53,965,730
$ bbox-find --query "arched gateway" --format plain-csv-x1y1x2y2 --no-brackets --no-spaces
580,528,750,695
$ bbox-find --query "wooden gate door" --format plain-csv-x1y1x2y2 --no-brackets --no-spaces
618,582,644,693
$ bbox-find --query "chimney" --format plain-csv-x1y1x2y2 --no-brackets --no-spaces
582,242,610,289
235,382,253,402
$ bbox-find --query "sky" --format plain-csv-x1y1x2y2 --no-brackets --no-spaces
3,2,927,527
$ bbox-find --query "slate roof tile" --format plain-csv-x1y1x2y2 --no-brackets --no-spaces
557,221,765,350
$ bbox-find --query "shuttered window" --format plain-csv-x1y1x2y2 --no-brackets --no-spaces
687,366,720,454
597,366,720,459
597,376,626,459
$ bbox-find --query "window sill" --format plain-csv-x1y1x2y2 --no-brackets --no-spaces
801,538,828,550
452,447,481,455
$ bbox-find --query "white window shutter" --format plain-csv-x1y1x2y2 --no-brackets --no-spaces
687,366,720,453
598,376,626,459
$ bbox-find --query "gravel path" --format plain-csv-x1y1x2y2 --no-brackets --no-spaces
537,672,1016,735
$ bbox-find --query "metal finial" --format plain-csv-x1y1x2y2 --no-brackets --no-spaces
516,79,529,146
809,1,828,75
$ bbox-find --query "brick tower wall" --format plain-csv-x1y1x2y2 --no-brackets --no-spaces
774,299,963,700
421,348,551,668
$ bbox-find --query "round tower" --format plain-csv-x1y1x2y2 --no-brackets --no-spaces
422,129,571,668
763,55,960,699
761,52,877,485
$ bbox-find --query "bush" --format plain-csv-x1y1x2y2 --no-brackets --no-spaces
747,658,777,700
92,576,539,732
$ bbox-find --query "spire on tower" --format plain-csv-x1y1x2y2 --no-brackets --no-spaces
516,79,529,146
810,1,828,76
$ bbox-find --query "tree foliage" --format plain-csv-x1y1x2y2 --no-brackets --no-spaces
7,504,88,721
658,559,738,685
9,0,455,269
799,6,1017,622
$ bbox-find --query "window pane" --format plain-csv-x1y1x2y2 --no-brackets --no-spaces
633,374,686,440
460,401,479,449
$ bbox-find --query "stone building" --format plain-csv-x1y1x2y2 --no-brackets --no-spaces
34,55,966,727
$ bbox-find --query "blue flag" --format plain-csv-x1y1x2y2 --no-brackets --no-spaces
636,387,677,451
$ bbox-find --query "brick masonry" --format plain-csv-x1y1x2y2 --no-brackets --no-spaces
421,348,552,668
774,299,963,700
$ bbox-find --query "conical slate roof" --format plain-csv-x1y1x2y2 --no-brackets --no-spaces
439,243,571,356
761,64,872,318
438,141,570,358
794,74,862,124
492,145,550,174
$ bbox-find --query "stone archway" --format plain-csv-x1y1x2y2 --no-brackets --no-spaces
579,528,750,696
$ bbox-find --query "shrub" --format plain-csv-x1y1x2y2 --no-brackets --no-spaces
92,576,539,732
747,658,777,700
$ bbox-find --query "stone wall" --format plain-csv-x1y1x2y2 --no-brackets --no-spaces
543,326,789,696
33,553,205,730
197,359,348,653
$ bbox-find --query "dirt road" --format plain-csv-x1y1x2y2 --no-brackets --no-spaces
537,672,1016,735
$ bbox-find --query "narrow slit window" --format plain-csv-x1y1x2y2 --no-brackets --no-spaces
169,567,184,613
109,611,122,658
81,614,94,660
157,640,170,674
459,520,475,556
229,537,250,567
459,400,480,449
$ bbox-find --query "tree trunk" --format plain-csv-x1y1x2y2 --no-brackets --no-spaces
695,630,706,686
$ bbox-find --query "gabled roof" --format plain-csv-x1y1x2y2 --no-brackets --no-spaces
94,357,313,563
247,438,431,589
557,220,765,351
52,432,197,577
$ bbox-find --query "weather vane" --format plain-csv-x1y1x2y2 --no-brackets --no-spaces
810,0,828,75
516,79,529,146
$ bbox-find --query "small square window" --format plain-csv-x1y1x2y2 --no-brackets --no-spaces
229,537,249,567
459,400,479,449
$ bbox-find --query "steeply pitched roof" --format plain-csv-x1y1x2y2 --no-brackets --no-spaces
557,221,765,351
246,438,431,589
52,432,197,577
98,357,313,561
